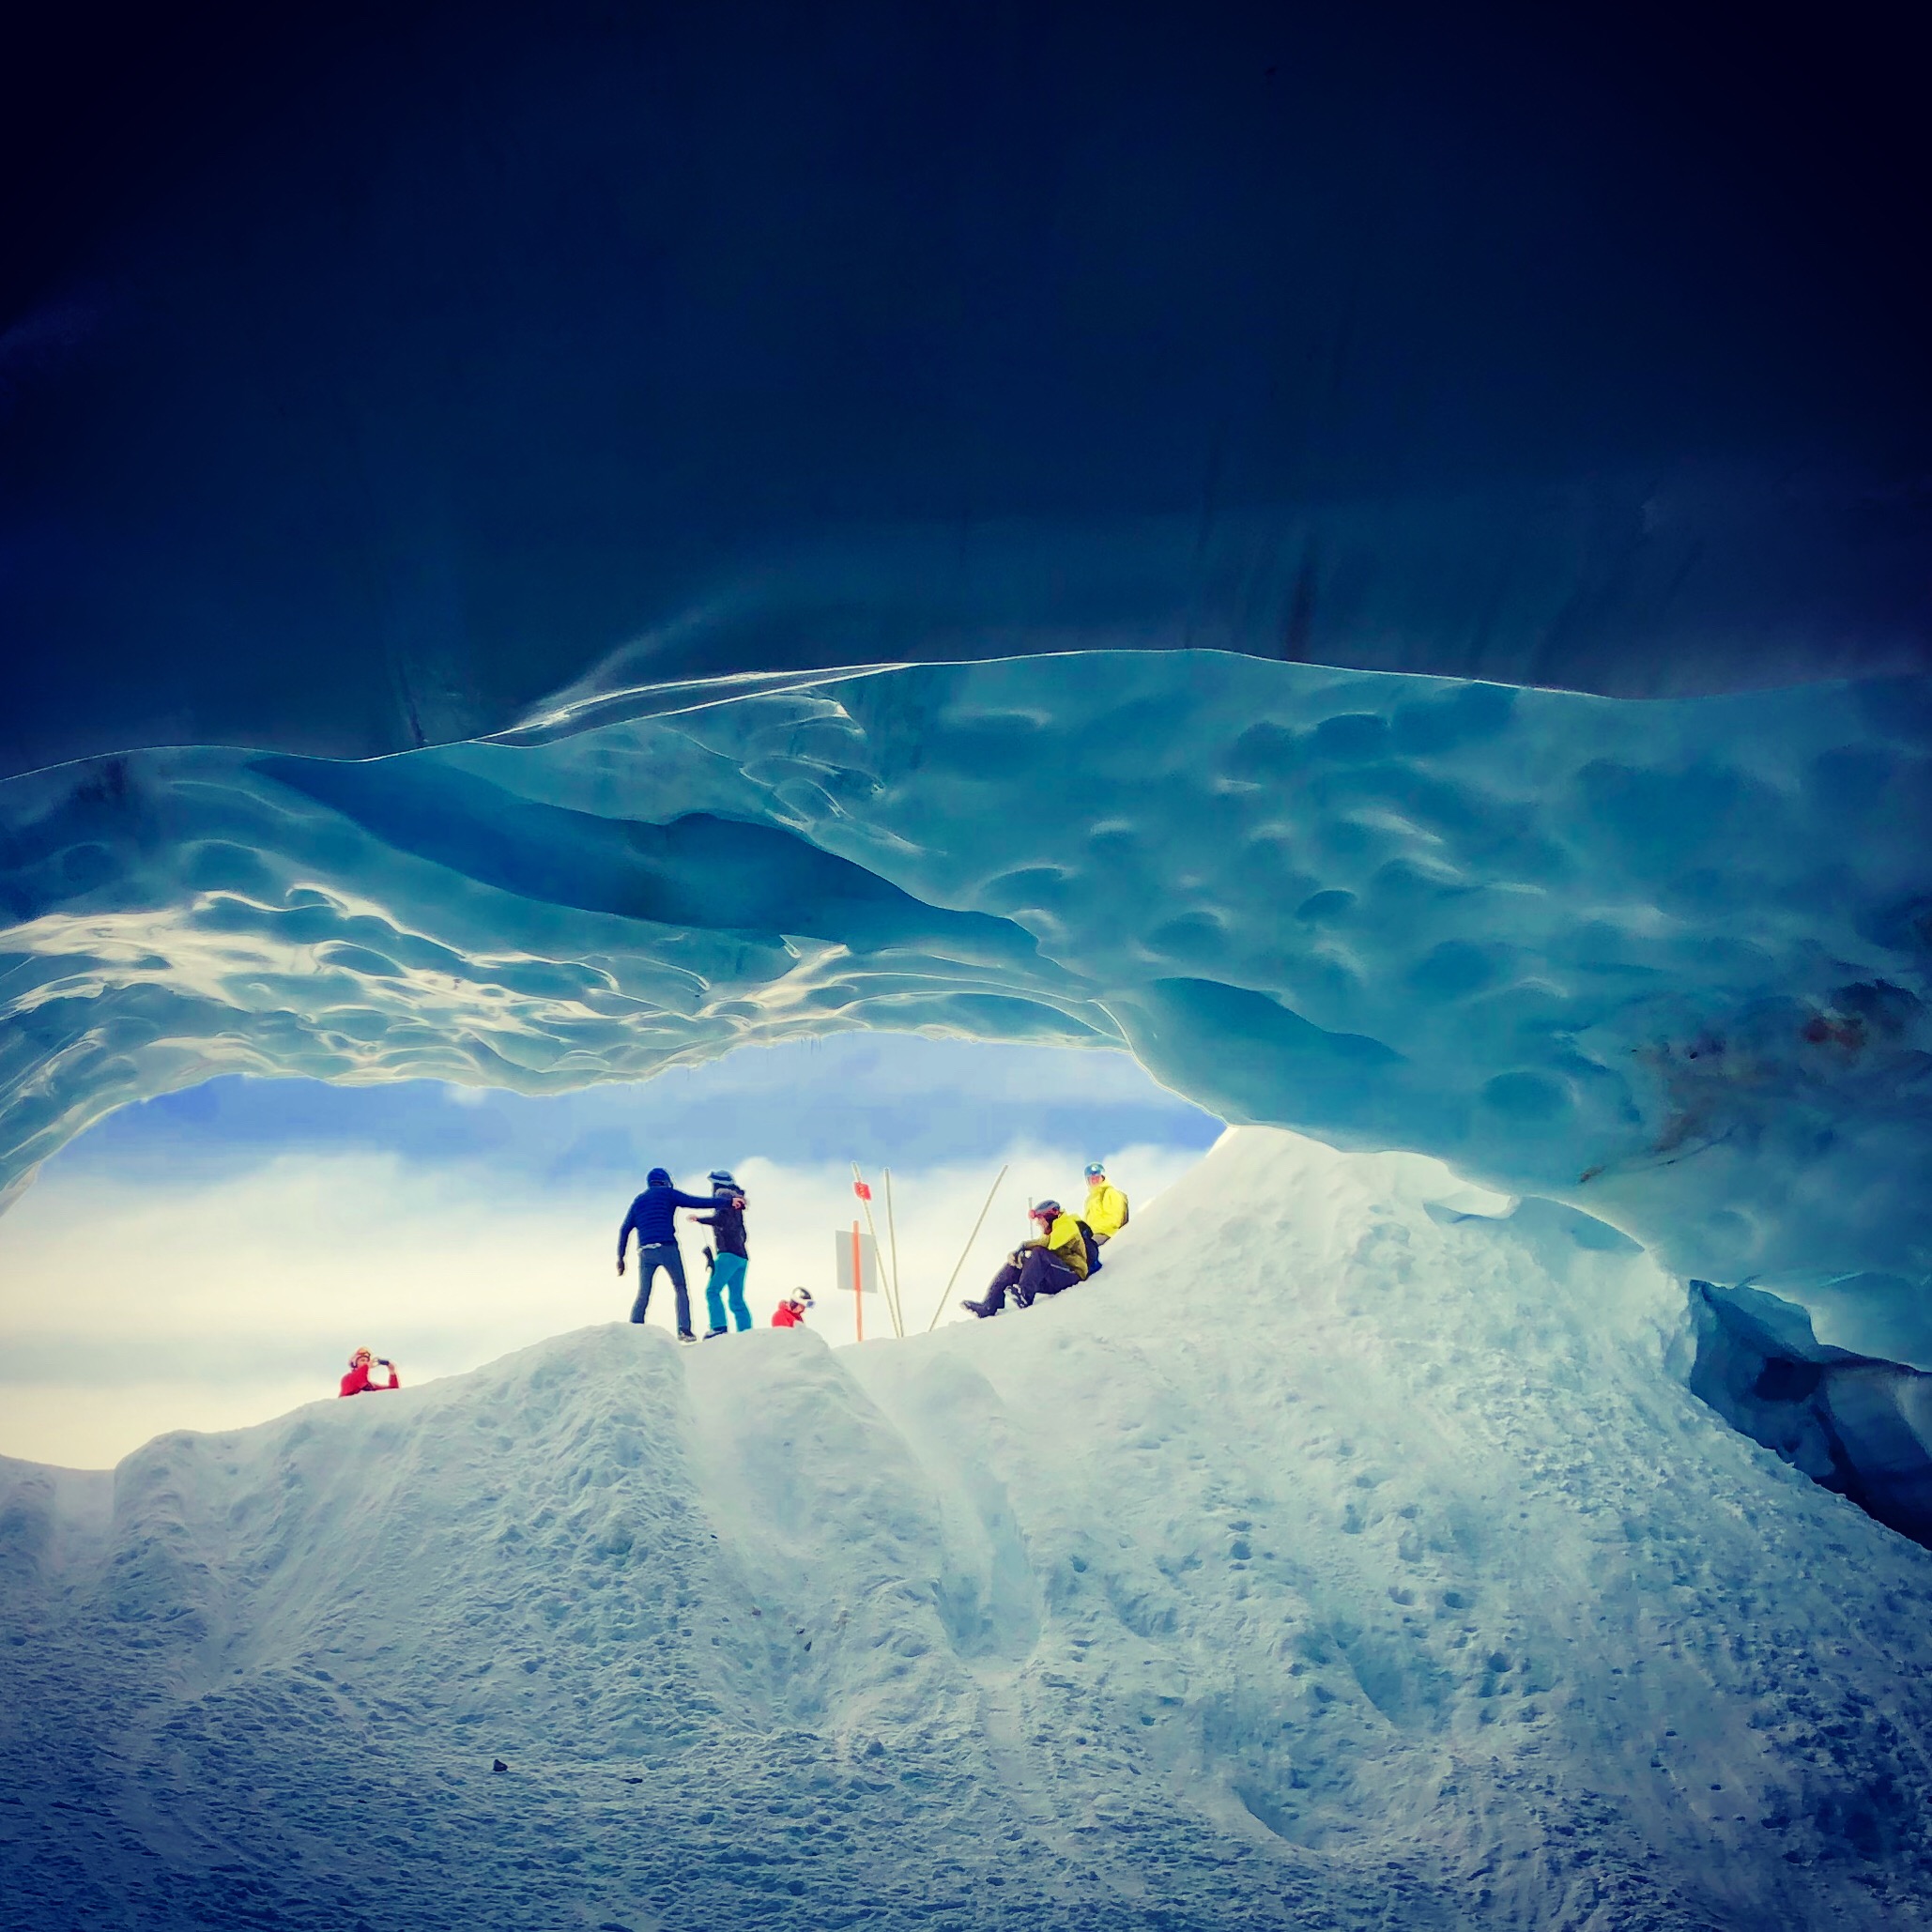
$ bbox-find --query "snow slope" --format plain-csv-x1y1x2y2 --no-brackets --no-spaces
8,1128,1932,1930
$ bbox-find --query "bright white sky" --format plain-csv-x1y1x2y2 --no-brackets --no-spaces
0,1035,1219,1466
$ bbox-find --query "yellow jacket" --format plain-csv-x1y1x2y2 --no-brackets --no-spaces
1023,1211,1090,1280
1083,1180,1128,1241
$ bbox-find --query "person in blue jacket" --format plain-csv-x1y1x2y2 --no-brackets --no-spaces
616,1167,719,1341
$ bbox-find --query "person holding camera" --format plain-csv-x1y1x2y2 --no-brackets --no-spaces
339,1347,401,1397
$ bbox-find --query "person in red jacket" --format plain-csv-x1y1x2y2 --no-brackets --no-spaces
772,1289,814,1328
339,1347,401,1397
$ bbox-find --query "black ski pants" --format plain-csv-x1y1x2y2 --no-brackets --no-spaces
978,1249,1080,1314
629,1241,694,1337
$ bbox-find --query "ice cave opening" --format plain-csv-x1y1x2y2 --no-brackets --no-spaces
4,644,1929,1925
5,6,1932,1923
7,552,1932,1932
4,640,1931,1518
7,645,1928,1348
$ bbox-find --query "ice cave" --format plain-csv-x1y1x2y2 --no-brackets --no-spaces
3,5,1930,1927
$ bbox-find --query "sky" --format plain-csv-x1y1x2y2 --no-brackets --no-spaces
0,1034,1220,1467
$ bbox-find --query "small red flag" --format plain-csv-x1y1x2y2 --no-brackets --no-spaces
852,1179,872,1201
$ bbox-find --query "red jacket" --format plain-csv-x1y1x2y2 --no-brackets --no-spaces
339,1361,401,1397
772,1302,805,1328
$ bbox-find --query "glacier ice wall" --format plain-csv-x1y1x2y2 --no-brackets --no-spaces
1689,1281,1932,1547
5,652,1927,1356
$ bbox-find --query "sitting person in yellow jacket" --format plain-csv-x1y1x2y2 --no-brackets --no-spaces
960,1201,1089,1318
1082,1162,1128,1243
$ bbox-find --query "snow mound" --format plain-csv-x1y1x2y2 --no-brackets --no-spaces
5,652,1928,1352
8,1129,1932,1929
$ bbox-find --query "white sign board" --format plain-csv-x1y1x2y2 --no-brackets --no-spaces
834,1228,880,1298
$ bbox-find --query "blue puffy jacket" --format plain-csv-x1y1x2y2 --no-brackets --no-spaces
618,1168,717,1259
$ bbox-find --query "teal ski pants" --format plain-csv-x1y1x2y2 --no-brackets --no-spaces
706,1252,752,1332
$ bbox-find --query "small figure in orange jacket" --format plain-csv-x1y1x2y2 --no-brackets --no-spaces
339,1347,400,1397
772,1289,814,1328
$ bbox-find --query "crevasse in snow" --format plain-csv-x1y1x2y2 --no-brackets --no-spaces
4,652,1928,1360
8,1129,1932,1929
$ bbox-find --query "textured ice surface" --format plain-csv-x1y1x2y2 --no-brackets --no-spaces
4,652,1927,1350
7,1128,1932,1930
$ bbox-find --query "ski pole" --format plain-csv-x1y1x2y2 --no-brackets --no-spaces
884,1167,904,1341
928,1164,1007,1332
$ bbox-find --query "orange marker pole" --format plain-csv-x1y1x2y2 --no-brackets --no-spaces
852,1164,899,1338
851,1219,864,1342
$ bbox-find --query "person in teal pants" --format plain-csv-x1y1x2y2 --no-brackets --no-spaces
697,1170,752,1337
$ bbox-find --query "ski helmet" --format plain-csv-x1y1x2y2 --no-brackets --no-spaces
708,1169,739,1189
1084,1161,1106,1178
1031,1200,1061,1219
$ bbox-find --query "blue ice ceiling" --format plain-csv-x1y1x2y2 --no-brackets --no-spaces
3,3,1926,774
7,655,1929,1362
1,6,1927,1348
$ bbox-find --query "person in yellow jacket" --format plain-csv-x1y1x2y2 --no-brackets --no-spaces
1082,1162,1128,1244
960,1201,1088,1318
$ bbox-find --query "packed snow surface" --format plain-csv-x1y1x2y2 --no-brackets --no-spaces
8,1129,1932,1929
5,652,1928,1355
